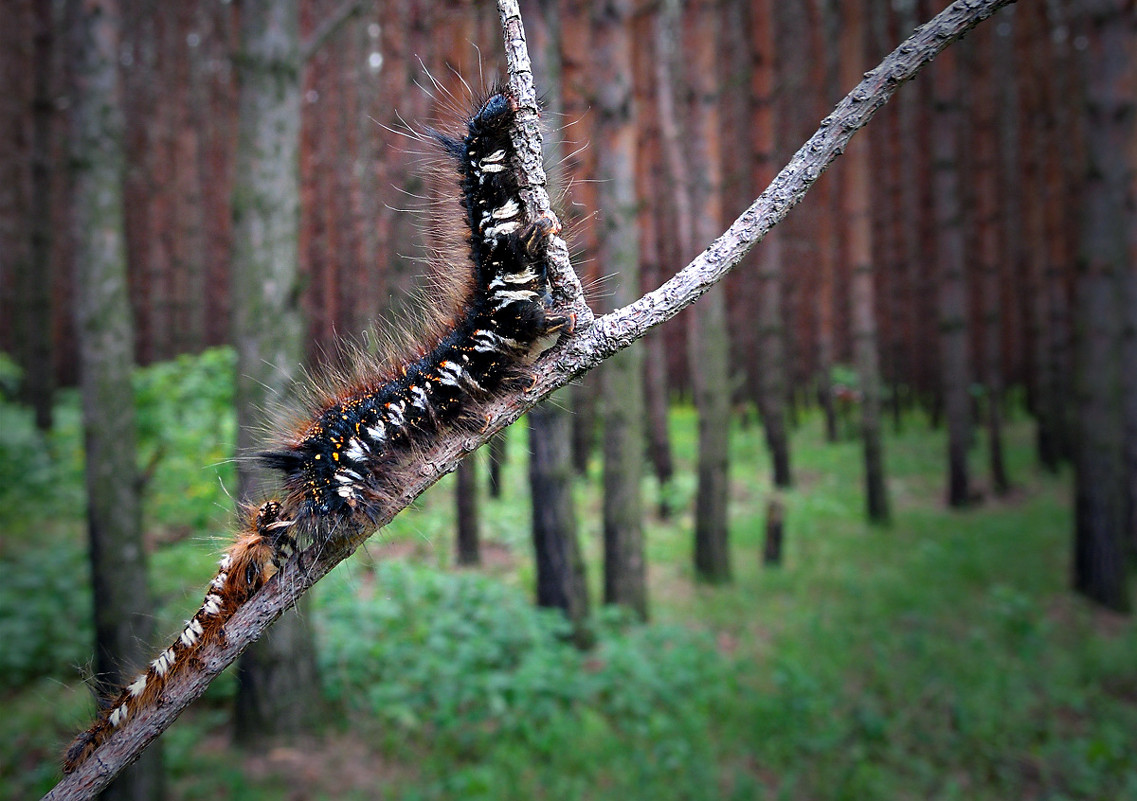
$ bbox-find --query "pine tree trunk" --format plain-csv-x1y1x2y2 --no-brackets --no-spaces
455,456,481,566
522,0,592,645
673,0,731,584
24,0,55,430
841,0,890,525
972,19,1011,496
529,396,592,648
231,0,319,745
594,0,647,618
754,0,791,490
488,432,507,499
1070,0,1132,613
69,1,163,796
631,5,675,516
931,17,972,508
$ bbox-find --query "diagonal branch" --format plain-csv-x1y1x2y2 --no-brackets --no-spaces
42,0,1016,797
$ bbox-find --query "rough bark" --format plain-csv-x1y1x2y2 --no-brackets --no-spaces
1070,0,1132,613
68,0,163,797
43,2,1017,794
230,0,320,746
841,0,890,524
593,0,648,617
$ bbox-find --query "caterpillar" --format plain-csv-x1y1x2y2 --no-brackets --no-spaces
259,87,571,534
63,501,294,773
63,85,570,774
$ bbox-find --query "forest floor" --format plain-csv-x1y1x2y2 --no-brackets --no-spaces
2,350,1136,800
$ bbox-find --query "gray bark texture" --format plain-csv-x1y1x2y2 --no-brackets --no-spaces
43,1,1017,795
230,0,320,746
68,0,163,797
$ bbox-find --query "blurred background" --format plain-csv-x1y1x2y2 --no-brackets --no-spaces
1,0,1135,799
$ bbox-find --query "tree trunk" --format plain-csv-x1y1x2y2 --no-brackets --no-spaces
841,0,890,525
69,0,163,796
972,18,1011,496
560,0,603,479
521,0,591,646
231,0,319,745
594,0,647,618
1070,0,1132,613
455,456,481,566
24,0,55,430
632,4,675,517
672,0,731,584
488,432,507,498
754,0,791,489
762,497,785,567
529,395,592,648
930,10,972,508
809,0,840,445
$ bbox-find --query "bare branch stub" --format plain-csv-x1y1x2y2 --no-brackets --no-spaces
41,1,1016,797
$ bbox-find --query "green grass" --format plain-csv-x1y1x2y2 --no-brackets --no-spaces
2,350,1135,800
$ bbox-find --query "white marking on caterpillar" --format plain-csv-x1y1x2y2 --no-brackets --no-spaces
366,421,387,444
485,220,521,238
438,360,463,387
386,401,405,427
493,199,520,219
180,618,204,647
151,648,176,676
410,385,430,409
211,571,228,590
202,594,223,616
480,161,506,173
128,675,147,698
109,703,128,728
481,148,506,164
344,438,368,462
335,470,362,484
218,553,232,570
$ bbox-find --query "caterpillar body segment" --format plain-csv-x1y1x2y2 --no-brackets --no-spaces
62,502,292,773
261,88,570,530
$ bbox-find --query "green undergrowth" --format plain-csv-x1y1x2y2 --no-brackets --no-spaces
2,350,1135,800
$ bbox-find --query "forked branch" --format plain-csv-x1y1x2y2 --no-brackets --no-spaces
43,0,1016,797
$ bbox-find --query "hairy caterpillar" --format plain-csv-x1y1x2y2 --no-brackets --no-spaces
63,85,569,774
260,87,571,533
63,501,293,773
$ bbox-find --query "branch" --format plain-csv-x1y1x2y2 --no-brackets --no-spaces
299,0,363,64
43,0,1015,797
